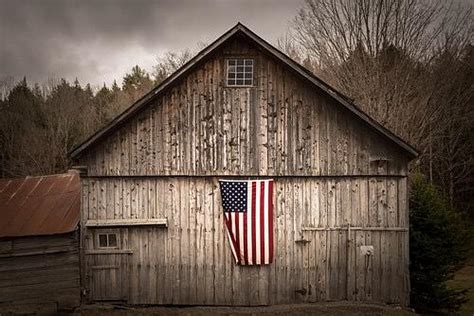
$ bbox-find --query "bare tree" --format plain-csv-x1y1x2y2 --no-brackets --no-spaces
293,0,471,65
290,0,474,210
0,76,15,101
291,0,472,142
153,49,194,84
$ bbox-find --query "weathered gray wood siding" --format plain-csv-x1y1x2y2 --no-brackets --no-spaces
77,37,410,306
81,176,408,305
0,232,80,313
81,38,409,177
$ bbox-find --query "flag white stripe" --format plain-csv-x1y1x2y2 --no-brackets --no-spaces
247,181,253,264
255,180,261,264
219,179,274,265
238,212,244,260
264,180,270,264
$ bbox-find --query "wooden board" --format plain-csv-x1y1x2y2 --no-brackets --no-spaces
76,35,411,307
0,232,80,313
80,176,409,306
81,38,410,178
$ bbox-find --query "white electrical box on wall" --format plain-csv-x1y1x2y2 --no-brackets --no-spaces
360,245,374,256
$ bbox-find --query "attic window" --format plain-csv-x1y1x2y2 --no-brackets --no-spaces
227,59,253,86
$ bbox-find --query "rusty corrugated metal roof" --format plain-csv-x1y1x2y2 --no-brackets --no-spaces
0,172,80,238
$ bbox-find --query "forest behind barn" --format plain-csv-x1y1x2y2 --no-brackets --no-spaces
1,0,472,219
0,0,472,313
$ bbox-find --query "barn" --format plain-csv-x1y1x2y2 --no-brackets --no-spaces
70,23,418,306
0,172,81,314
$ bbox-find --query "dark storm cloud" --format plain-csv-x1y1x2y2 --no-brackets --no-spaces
0,0,302,87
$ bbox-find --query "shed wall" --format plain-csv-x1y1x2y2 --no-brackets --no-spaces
0,232,81,313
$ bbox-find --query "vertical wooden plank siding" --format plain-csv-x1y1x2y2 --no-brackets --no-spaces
82,39,409,178
81,176,409,305
77,37,411,306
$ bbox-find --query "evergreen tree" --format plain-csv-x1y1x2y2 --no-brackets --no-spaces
94,84,113,123
5,77,43,122
121,65,154,105
0,78,45,176
410,174,469,312
122,65,153,92
111,80,120,93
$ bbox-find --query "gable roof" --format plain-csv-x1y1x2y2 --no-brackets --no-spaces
0,172,80,238
69,23,418,159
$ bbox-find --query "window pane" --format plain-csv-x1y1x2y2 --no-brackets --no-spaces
99,234,107,247
108,234,117,247
227,59,253,86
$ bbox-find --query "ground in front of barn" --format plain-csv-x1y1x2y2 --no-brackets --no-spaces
75,302,416,315
448,223,474,316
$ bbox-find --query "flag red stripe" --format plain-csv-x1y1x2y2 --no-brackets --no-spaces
251,181,257,264
224,214,232,239
235,212,240,264
220,179,273,265
243,212,248,264
224,214,238,262
268,180,274,263
247,181,253,264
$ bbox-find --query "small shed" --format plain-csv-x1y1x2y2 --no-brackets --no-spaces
0,172,81,314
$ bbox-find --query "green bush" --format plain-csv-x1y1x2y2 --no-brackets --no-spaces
410,174,469,312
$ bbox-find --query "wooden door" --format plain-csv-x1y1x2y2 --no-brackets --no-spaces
89,253,129,301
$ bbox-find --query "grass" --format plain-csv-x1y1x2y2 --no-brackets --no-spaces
448,224,474,316
451,262,474,316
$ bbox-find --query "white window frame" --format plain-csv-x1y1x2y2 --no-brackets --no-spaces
226,58,254,87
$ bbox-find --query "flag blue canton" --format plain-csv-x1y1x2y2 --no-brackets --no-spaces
219,181,247,212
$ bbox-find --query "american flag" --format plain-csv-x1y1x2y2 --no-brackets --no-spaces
218,179,274,265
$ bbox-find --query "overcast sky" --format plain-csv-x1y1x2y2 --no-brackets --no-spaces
0,0,303,88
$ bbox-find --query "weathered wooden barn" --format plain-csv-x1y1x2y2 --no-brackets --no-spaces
0,172,81,314
70,23,418,306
